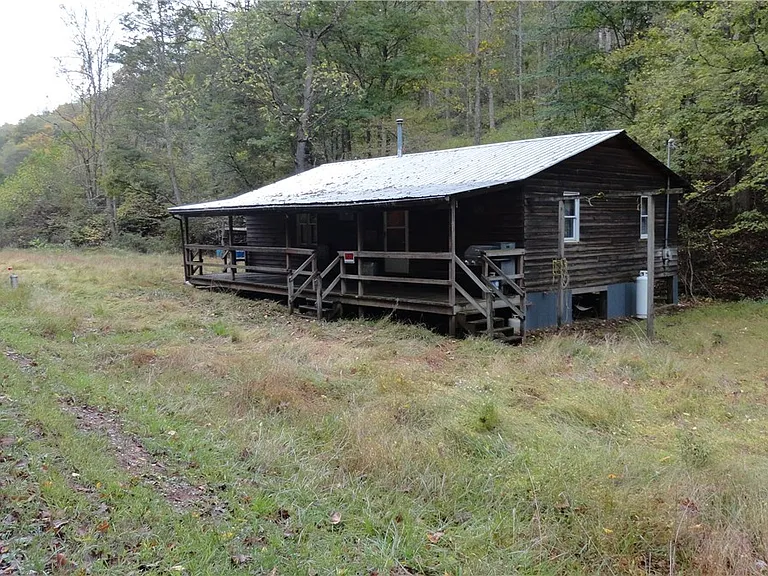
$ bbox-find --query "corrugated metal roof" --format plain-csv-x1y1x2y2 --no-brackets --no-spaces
170,129,625,213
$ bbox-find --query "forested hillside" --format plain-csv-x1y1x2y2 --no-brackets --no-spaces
1,1,766,298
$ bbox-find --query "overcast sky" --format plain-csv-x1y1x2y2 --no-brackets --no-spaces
0,0,133,126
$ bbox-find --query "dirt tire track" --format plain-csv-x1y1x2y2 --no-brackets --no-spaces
3,348,37,372
59,399,217,514
3,342,219,515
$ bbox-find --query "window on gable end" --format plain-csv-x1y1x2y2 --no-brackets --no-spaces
640,196,649,239
563,193,580,242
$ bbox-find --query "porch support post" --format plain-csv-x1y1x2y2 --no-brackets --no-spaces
182,216,190,279
179,216,189,282
646,194,656,340
357,211,364,318
314,253,322,320
483,257,493,335
228,215,235,281
557,199,565,328
448,198,457,337
285,213,293,315
285,213,291,271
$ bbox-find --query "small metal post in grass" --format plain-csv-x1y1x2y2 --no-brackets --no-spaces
8,267,18,289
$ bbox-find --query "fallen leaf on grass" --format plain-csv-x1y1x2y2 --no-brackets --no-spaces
49,519,69,534
230,554,251,566
426,530,444,544
2,512,19,525
243,532,265,546
679,498,699,513
267,507,291,524
53,552,75,570
603,528,613,534
96,521,109,533
330,511,342,525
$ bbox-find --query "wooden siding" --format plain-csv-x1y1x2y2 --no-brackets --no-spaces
245,212,285,269
523,139,679,292
408,206,449,278
456,186,524,253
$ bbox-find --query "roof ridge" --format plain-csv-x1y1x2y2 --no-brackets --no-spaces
401,128,625,158
169,129,644,214
316,129,625,167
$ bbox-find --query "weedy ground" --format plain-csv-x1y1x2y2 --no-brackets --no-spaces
0,248,767,575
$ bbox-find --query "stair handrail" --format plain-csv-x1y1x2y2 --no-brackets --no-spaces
289,252,318,305
453,254,491,293
290,252,315,281
481,254,524,298
321,254,342,300
454,283,487,317
484,278,525,319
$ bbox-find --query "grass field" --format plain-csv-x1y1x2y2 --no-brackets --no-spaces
1,248,767,575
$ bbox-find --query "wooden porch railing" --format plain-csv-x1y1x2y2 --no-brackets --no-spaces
453,250,526,335
181,242,525,337
287,252,342,319
183,244,315,278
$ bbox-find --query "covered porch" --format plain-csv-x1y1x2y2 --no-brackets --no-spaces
176,196,526,340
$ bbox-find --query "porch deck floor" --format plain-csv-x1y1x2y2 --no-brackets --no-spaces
189,273,455,312
188,272,520,315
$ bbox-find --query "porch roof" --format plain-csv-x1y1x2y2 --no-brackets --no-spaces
170,130,686,215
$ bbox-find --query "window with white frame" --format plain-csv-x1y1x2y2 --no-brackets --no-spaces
639,196,649,239
296,213,317,246
563,193,580,242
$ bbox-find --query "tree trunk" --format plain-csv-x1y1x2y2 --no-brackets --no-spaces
379,119,387,156
296,34,319,173
488,85,495,131
473,0,482,145
444,88,451,126
163,114,182,204
366,124,372,158
517,1,524,119
106,196,118,238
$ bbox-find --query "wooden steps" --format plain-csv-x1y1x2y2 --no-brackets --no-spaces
490,325,523,343
458,312,523,343
297,301,338,319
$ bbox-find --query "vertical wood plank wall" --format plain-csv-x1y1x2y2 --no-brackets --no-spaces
523,139,679,292
245,212,285,270
456,186,525,253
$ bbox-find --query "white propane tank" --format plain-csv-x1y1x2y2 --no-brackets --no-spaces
635,270,648,318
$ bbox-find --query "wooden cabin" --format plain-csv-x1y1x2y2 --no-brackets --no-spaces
169,130,688,342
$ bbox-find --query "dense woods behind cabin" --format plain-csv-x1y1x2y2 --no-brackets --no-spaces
1,1,767,299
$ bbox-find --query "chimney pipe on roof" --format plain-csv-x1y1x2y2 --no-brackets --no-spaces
396,119,404,157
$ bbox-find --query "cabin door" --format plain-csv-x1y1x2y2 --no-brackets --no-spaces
384,210,409,274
